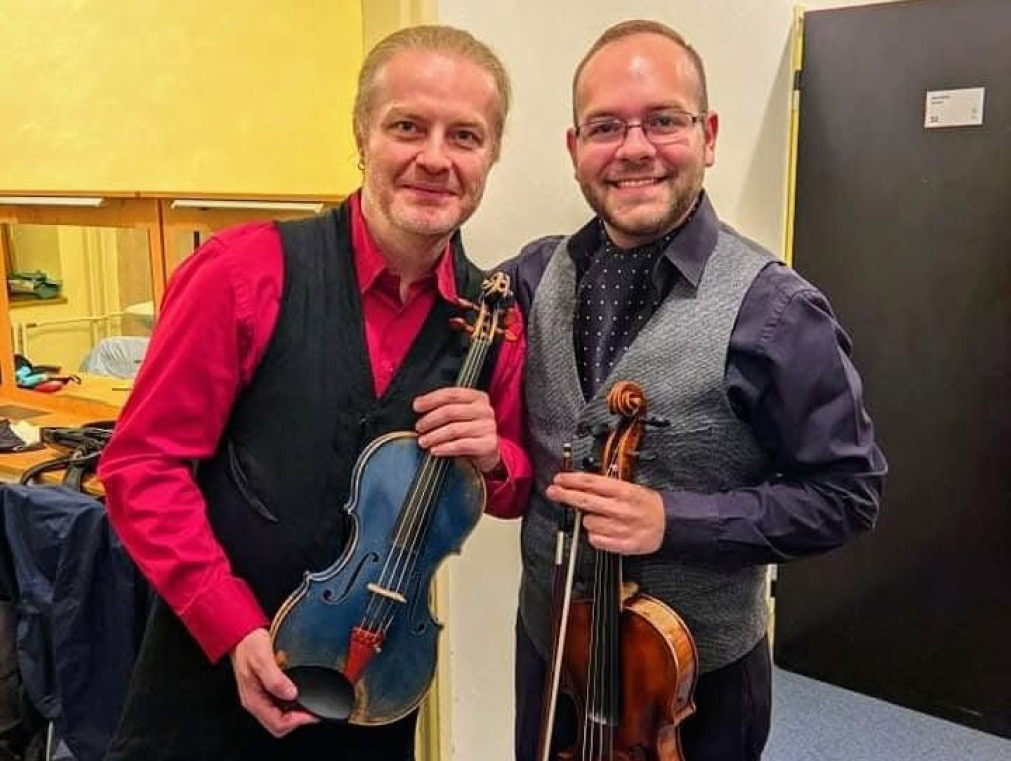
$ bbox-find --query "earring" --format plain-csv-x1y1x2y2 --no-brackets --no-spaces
357,157,365,171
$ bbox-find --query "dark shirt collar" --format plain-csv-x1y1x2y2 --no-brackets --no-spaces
567,191,720,291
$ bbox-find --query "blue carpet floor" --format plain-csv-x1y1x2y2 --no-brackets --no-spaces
766,667,1011,761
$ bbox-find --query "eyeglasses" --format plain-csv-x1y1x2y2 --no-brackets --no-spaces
575,110,706,145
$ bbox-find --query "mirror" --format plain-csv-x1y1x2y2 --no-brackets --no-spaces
0,195,335,415
0,197,163,413
7,222,154,374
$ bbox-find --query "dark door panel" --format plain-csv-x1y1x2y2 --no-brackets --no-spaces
776,0,1011,739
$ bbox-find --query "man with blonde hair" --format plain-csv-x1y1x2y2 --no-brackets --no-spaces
508,20,885,760
101,25,530,761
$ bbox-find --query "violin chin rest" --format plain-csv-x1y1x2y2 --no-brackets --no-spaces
285,665,356,721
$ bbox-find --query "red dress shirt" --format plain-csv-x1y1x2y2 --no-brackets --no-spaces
99,194,531,662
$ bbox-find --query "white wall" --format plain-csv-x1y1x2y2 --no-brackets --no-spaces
435,2,900,759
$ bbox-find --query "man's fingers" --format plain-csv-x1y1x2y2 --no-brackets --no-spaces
252,655,298,703
426,434,487,456
583,514,627,540
244,688,318,738
266,705,320,737
413,387,483,413
242,667,319,737
231,628,319,737
416,401,494,435
418,418,496,447
546,484,616,516
553,471,625,497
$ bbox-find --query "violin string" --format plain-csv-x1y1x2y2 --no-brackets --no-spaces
376,330,491,636
596,454,625,760
361,435,453,632
364,320,495,636
584,439,600,758
375,460,450,635
385,283,507,607
584,452,618,761
360,453,434,630
383,330,490,594
362,432,454,632
358,300,494,632
610,530,619,760
592,536,607,760
586,470,603,761
602,548,609,761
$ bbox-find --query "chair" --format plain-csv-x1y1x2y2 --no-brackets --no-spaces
78,337,149,379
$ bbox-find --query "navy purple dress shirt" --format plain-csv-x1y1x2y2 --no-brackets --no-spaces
505,192,886,567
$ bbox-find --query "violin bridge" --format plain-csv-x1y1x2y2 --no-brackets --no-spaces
367,583,407,604
621,580,640,603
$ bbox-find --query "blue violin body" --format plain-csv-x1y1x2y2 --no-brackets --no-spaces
270,430,485,725
270,270,514,726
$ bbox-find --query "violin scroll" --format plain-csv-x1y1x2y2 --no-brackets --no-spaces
601,381,649,483
451,272,518,342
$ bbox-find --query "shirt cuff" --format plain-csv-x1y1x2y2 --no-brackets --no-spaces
661,490,722,559
177,576,270,663
483,439,531,519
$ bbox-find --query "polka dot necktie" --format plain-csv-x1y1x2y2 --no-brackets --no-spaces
574,232,673,399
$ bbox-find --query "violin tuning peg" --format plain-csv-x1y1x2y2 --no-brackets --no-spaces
448,317,472,334
455,296,479,312
645,415,671,428
495,327,518,342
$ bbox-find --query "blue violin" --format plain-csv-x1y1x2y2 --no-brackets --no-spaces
270,271,515,725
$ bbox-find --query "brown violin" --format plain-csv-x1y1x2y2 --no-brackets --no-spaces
538,381,698,761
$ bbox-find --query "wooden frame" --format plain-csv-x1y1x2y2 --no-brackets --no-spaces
0,195,163,419
158,197,339,275
0,191,340,418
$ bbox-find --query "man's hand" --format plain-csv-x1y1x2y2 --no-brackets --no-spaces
229,628,319,737
547,471,665,555
413,387,501,473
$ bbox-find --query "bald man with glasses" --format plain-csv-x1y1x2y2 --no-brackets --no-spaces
505,20,886,761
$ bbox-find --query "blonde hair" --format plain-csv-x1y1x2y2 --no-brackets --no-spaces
353,25,511,155
572,20,709,119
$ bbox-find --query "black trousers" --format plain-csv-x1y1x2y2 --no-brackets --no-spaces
105,599,417,761
514,616,771,761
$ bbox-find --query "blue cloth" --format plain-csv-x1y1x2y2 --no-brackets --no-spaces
0,485,151,761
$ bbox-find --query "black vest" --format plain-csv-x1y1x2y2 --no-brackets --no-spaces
196,202,491,616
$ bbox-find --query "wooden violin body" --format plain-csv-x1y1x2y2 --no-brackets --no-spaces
558,592,697,761
270,432,483,725
540,381,699,761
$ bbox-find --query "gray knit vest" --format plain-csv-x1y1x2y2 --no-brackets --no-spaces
520,226,773,673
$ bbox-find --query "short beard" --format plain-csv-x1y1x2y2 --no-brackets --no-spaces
599,194,695,245
580,177,700,248
389,207,460,239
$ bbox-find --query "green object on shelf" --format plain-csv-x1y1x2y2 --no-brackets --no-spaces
7,270,62,299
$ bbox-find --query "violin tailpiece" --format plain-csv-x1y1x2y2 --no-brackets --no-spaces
345,626,384,683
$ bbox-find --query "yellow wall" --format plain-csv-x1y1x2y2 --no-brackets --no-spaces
362,0,436,46
0,1,363,196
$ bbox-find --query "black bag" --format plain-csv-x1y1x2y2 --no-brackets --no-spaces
18,422,114,493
